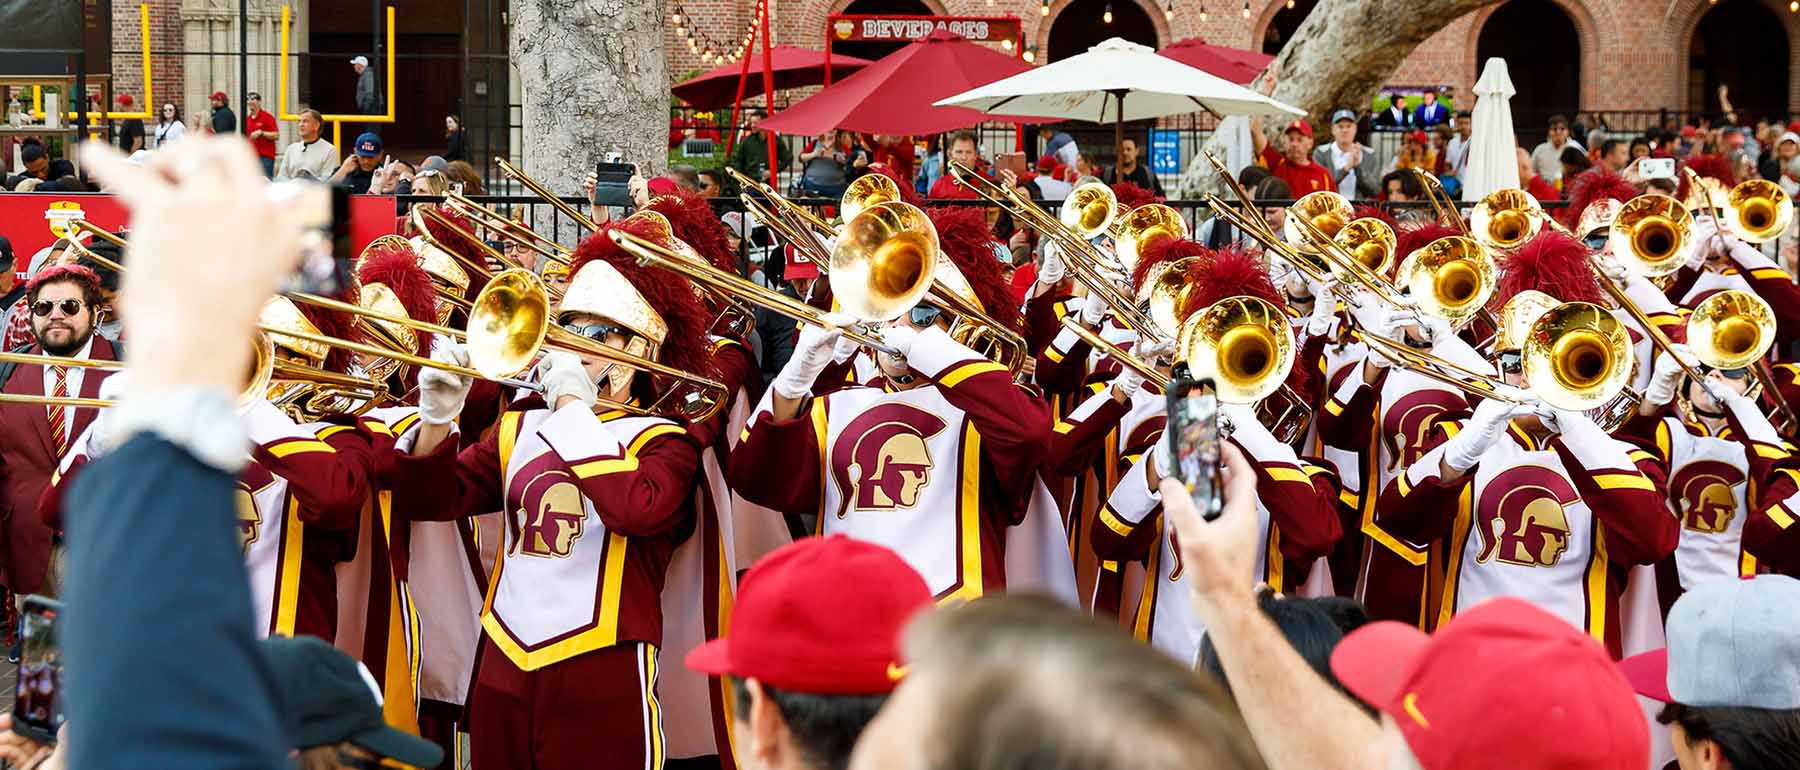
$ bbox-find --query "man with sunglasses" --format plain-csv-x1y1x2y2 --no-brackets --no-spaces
1372,242,1679,656
732,206,1052,602
1617,344,1794,603
0,265,118,603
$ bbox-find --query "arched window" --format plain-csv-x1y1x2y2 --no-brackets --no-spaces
1690,0,1790,121
1046,0,1156,62
1477,0,1581,145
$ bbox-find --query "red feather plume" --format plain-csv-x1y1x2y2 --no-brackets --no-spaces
294,282,362,374
867,164,923,207
1177,244,1285,317
1133,237,1210,294
569,219,714,377
928,205,1020,332
356,240,438,357
647,189,737,273
1559,168,1638,229
1111,181,1162,209
1677,154,1737,201
1492,229,1605,308
420,206,490,300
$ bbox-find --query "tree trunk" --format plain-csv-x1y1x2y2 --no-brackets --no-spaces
1176,0,1499,199
511,0,667,203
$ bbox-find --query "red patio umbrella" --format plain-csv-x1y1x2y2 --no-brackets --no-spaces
672,45,875,108
757,30,1051,137
1156,37,1274,85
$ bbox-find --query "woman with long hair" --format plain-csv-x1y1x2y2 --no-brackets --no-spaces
444,114,467,163
153,103,185,148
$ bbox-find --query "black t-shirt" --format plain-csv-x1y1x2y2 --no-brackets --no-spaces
341,166,374,195
117,119,145,152
211,106,237,134
1104,162,1164,196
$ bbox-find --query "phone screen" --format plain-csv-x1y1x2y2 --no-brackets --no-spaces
594,161,637,207
1165,377,1225,522
13,596,63,745
1640,157,1676,180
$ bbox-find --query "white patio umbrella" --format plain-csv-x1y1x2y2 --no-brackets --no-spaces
935,37,1302,163
1461,57,1522,201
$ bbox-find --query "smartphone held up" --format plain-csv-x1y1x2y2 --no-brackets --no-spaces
12,595,62,745
1165,377,1225,523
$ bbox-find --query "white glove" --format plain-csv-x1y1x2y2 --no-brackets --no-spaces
1079,290,1109,327
419,343,475,425
88,369,131,453
1136,339,1176,365
880,323,921,359
536,351,597,409
1415,313,1455,346
1687,216,1738,269
1536,404,1603,441
1303,278,1338,337
1110,367,1146,401
1644,343,1696,406
1596,254,1631,287
1037,241,1066,285
773,312,855,400
1441,397,1529,472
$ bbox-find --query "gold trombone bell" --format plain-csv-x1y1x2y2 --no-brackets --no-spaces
1687,289,1776,371
1177,296,1295,405
1470,189,1545,251
1335,217,1398,278
1400,236,1496,324
831,201,940,322
1609,194,1691,278
1284,191,1353,247
1522,301,1635,411
1061,182,1119,238
1723,179,1796,244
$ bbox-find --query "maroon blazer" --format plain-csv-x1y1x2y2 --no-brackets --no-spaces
0,337,118,594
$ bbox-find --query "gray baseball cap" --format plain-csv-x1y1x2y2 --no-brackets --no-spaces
1618,574,1800,709
1329,109,1357,125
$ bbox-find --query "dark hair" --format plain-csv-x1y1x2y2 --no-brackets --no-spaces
1630,136,1652,152
1381,169,1423,198
698,169,723,189
47,160,75,179
298,108,322,123
79,242,124,293
1456,110,1473,120
1646,177,1678,195
728,677,887,770
20,143,45,165
1549,114,1570,129
1197,593,1372,713
1601,138,1625,156
1560,145,1593,171
1122,136,1139,148
1657,702,1800,770
247,91,262,101
443,160,486,195
1236,164,1272,190
1252,175,1290,201
951,131,978,149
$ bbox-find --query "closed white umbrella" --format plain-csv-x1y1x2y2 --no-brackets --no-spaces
935,37,1301,163
1461,57,1522,202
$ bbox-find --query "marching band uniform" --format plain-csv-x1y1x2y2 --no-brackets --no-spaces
732,206,1053,602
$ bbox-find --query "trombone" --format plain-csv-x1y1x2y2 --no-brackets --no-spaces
1686,289,1797,430
1722,178,1796,244
465,269,729,421
1408,167,1469,233
496,156,600,232
945,160,1158,338
1469,188,1544,251
444,191,573,266
0,331,279,410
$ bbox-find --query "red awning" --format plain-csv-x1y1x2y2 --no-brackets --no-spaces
1156,37,1274,85
672,45,875,108
757,30,1051,137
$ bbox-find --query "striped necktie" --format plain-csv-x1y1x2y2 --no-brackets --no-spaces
47,365,69,456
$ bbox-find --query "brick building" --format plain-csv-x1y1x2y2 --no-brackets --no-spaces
664,0,1800,138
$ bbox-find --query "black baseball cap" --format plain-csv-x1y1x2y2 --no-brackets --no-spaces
260,635,443,767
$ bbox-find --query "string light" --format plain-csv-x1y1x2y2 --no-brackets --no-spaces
1103,3,1114,23
1199,3,1208,21
1023,46,1037,63
1286,0,1294,8
672,11,682,24
671,4,757,62
1164,2,1174,20
1242,0,1252,17
1040,0,1050,15
1001,38,1014,50
1791,0,1798,11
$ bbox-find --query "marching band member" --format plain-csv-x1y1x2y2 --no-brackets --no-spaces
1084,253,1340,662
1373,234,1679,657
392,216,710,770
731,206,1052,601
1621,342,1792,605
0,265,119,601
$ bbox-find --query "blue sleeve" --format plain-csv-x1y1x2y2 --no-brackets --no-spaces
61,435,287,770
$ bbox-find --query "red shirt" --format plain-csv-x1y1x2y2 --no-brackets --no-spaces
1525,175,1560,202
928,173,982,200
1259,145,1333,197
864,134,916,185
244,109,278,159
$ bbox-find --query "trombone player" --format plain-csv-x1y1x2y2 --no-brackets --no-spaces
389,215,716,770
1371,254,1678,657
729,205,1053,601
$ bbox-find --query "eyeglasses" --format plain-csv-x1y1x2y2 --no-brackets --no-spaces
30,299,84,318
562,321,627,342
1498,350,1523,374
907,305,943,328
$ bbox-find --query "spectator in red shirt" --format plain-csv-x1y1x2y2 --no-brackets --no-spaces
928,131,986,200
1518,146,1560,201
862,133,916,186
1252,118,1334,197
242,92,280,178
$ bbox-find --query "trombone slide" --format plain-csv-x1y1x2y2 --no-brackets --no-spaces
1058,316,1169,388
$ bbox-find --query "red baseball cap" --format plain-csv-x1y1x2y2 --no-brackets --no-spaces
1330,598,1648,770
686,536,931,694
210,90,228,101
782,243,820,280
1284,119,1313,138
114,93,133,107
646,176,680,196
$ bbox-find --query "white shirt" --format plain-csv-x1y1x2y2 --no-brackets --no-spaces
42,335,93,457
1329,143,1359,198
277,138,340,180
1034,175,1074,201
153,120,184,147
1446,134,1472,176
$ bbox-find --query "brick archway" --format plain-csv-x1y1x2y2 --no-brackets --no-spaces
1669,0,1800,114
1251,0,1303,53
1463,0,1601,113
1034,0,1171,59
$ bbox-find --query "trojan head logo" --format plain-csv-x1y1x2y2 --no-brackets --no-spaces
1671,460,1743,534
512,456,587,558
1476,467,1579,568
830,404,948,519
235,465,277,554
833,19,855,40
1382,390,1466,470
44,201,85,240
